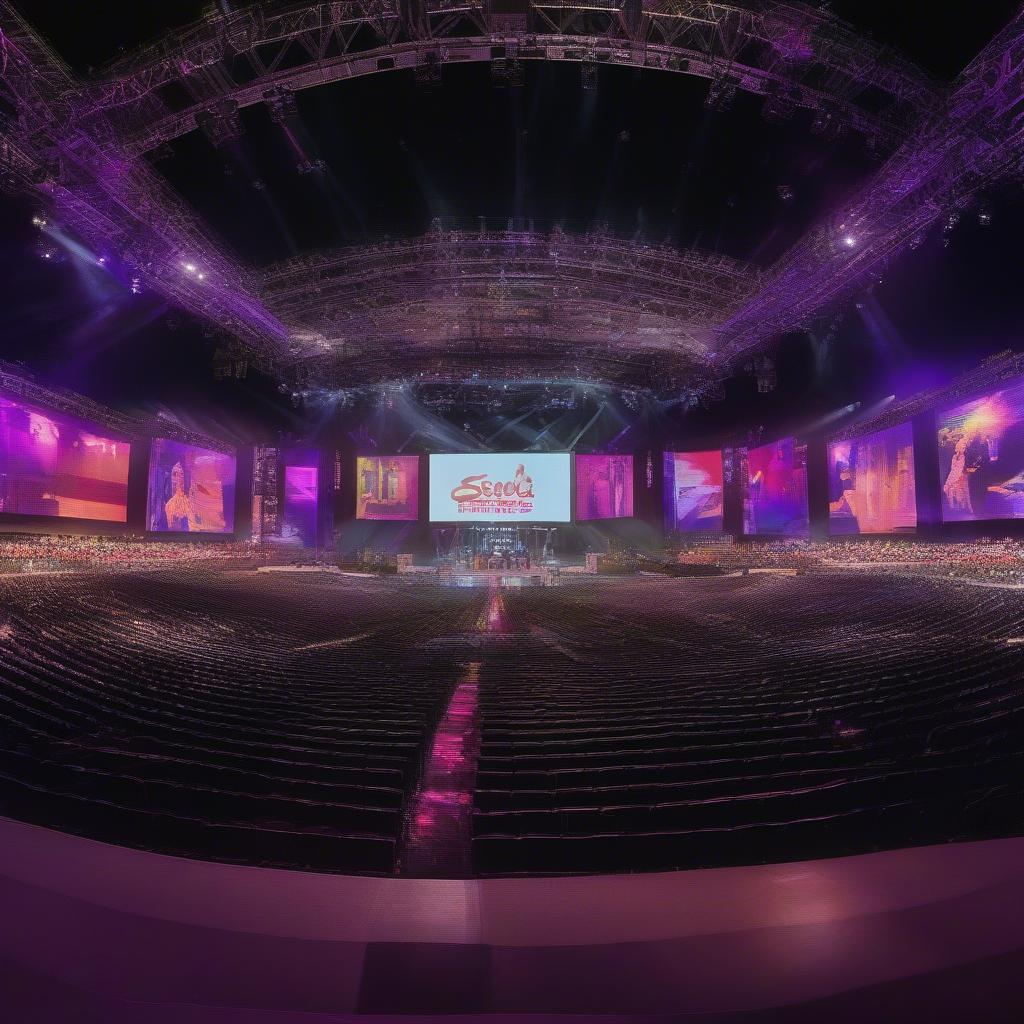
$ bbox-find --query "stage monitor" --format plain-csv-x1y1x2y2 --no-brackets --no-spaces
147,439,236,533
829,422,916,534
938,379,1024,522
429,453,571,522
356,456,419,520
663,450,723,532
0,395,130,522
575,454,633,521
743,437,808,536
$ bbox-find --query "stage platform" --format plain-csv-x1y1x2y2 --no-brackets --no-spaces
2,816,1024,1022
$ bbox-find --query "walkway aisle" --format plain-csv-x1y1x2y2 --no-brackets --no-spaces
398,590,504,877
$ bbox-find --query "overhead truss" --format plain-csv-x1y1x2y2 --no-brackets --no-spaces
262,226,758,386
1,2,1023,396
76,1,939,155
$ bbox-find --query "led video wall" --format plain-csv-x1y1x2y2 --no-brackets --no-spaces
429,453,571,522
283,464,318,545
0,395,130,522
147,439,236,533
663,450,724,532
575,454,634,521
743,437,808,536
828,422,916,534
356,455,419,520
937,379,1024,522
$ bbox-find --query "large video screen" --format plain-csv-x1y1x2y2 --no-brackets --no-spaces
575,454,633,521
356,455,419,520
429,453,571,522
829,422,916,534
0,395,130,522
743,437,808,536
663,450,723,532
147,439,236,533
283,464,318,546
938,379,1024,522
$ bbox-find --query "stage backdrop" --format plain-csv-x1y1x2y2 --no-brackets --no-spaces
575,454,633,520
938,378,1024,522
829,422,916,534
743,437,809,536
147,439,236,533
356,456,419,520
663,451,723,532
0,395,130,522
429,453,571,522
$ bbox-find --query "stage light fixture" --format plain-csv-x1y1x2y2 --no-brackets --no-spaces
580,59,598,91
978,204,992,226
264,87,299,124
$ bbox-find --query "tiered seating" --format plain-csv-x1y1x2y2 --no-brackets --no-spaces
473,574,1024,874
2,566,1023,878
0,569,483,874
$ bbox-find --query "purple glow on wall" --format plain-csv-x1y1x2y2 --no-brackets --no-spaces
283,464,318,546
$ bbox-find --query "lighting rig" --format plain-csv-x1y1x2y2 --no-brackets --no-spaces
1,1,1022,398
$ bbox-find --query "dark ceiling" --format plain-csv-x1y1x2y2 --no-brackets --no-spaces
2,1,1023,444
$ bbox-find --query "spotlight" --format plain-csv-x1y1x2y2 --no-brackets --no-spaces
978,204,992,227
705,77,737,111
264,86,299,124
843,235,857,248
580,59,598,92
31,213,48,228
196,99,244,148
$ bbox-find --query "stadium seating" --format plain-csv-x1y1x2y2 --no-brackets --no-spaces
1,566,1023,877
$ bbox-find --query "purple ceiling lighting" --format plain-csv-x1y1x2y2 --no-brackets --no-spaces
715,9,1024,367
0,2,288,364
1,3,1022,395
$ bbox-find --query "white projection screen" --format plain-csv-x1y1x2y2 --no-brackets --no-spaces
429,453,571,522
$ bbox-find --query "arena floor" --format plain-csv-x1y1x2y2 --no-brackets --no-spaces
1,567,1023,876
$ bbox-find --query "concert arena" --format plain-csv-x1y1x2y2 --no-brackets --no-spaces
2,2,1024,1021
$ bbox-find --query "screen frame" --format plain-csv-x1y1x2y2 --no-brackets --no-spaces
574,452,635,522
428,452,574,524
0,391,133,527
145,437,238,537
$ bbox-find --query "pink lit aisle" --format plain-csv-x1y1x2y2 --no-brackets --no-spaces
399,590,505,876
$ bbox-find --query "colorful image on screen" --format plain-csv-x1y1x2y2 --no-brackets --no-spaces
663,451,723,532
938,379,1024,522
829,423,916,534
283,464,318,545
356,456,419,520
0,395,129,522
147,439,236,533
575,454,633,521
743,437,808,536
429,453,571,522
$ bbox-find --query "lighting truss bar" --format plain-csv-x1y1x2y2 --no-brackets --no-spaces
0,2,289,364
73,3,938,156
716,9,1024,369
